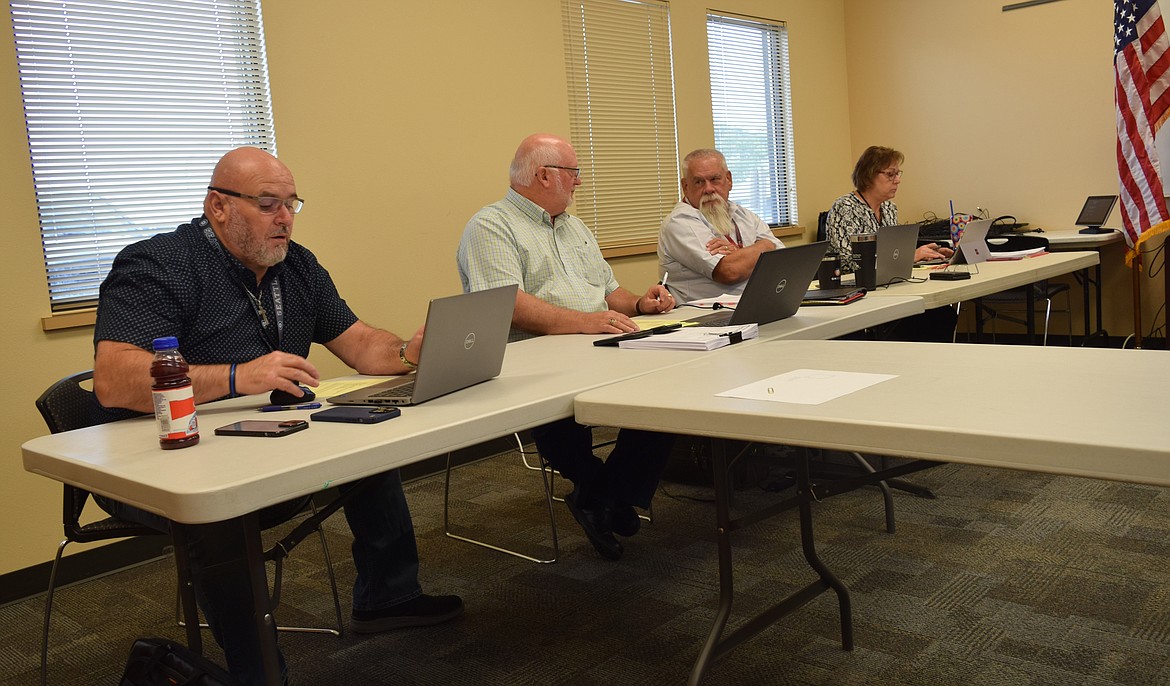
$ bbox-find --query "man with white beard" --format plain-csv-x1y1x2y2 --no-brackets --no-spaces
656,148,785,303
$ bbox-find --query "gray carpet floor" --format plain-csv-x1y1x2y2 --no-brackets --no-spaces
3,437,1170,685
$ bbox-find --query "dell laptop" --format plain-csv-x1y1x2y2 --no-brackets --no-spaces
687,241,828,327
328,284,517,406
874,223,921,286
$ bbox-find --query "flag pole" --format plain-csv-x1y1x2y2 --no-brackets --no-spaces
1132,252,1144,349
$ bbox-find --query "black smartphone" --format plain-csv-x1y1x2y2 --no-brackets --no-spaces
310,406,401,424
214,419,310,437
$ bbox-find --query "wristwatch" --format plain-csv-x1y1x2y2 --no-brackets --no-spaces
398,342,418,370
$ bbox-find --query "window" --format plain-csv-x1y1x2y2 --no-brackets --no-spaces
11,0,277,312
562,0,679,255
707,13,797,226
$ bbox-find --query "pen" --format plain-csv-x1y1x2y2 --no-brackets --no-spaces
655,272,669,306
258,402,322,412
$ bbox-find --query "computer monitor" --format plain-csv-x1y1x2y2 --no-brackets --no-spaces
1075,195,1118,234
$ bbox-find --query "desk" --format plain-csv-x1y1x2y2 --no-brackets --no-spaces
574,339,1170,683
865,251,1099,343
1024,228,1123,339
21,295,926,685
23,335,716,685
638,294,925,342
1029,227,1124,249
868,251,1098,310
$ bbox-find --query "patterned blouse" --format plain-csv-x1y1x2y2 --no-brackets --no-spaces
825,192,898,272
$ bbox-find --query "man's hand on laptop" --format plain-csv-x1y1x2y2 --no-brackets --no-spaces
400,326,424,370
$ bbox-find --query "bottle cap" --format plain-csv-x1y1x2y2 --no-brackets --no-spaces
152,336,179,351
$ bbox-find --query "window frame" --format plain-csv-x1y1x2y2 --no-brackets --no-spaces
11,0,278,315
706,11,798,228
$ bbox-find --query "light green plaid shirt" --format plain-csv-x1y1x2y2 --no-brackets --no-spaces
458,188,619,341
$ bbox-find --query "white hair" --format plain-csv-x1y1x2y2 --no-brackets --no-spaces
682,148,727,178
509,141,564,187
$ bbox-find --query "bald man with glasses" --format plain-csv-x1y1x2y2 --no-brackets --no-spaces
93,146,462,686
457,133,676,562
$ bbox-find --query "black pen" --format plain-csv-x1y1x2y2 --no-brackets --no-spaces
645,322,681,335
621,323,681,340
593,322,682,346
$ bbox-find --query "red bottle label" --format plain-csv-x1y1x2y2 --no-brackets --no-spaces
153,384,199,440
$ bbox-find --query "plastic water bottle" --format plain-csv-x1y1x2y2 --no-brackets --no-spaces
151,337,199,449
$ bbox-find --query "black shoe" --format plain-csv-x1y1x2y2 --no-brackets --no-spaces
351,594,464,634
565,490,623,560
609,503,641,537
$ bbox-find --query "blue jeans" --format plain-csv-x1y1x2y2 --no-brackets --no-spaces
531,418,674,510
98,468,421,686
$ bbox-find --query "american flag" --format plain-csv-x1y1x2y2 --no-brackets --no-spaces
1116,0,1170,256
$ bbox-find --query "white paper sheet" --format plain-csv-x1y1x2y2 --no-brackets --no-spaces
715,369,896,405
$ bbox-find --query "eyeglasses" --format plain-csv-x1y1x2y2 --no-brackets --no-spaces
880,169,903,180
542,165,581,179
207,186,305,214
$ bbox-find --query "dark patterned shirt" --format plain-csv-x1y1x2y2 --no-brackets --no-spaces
825,192,898,272
94,215,358,366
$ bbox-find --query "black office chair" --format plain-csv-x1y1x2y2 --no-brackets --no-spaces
817,210,829,242
34,372,167,686
35,371,344,686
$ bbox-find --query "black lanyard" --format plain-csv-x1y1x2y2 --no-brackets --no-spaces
201,221,284,349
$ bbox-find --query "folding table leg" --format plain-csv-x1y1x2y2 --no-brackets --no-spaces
689,438,737,686
241,512,282,686
170,525,202,655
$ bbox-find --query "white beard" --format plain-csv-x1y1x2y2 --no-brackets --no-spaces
699,194,734,236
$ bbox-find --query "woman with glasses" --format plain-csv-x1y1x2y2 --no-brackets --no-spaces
826,145,957,342
826,145,951,271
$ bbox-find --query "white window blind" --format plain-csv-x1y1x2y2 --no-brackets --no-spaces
11,0,277,312
562,0,679,255
707,13,797,226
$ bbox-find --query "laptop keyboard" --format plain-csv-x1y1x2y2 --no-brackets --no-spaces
370,382,415,398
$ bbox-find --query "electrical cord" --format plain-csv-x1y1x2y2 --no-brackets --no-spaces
675,302,735,311
1140,236,1166,279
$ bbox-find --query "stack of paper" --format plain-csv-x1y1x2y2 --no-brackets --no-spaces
618,324,759,350
988,247,1047,260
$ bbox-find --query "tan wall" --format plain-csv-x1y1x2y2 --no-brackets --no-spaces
2,0,1139,576
0,0,851,576
843,0,1152,336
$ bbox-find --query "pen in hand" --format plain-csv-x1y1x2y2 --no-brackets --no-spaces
654,272,670,308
